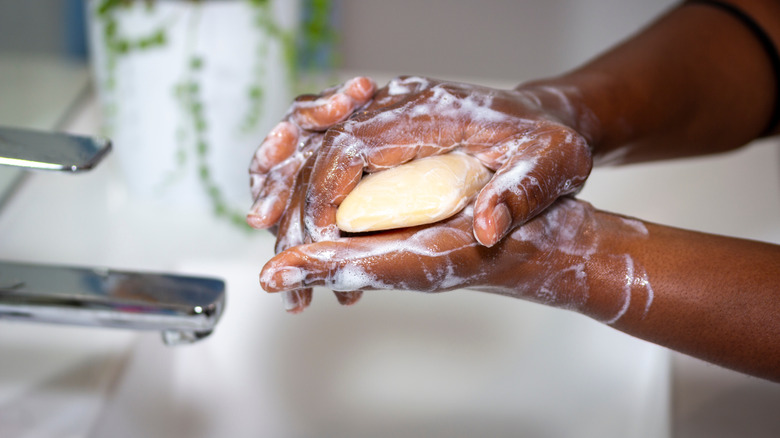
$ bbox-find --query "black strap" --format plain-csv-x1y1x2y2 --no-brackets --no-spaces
688,0,780,136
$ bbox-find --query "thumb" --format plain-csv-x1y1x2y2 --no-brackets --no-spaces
472,134,591,247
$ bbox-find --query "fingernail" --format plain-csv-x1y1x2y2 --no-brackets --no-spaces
260,265,304,292
265,121,298,145
491,203,513,244
477,203,512,247
246,213,268,230
335,290,362,306
247,196,278,229
346,77,376,101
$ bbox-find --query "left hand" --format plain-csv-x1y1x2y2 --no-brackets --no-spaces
260,197,623,318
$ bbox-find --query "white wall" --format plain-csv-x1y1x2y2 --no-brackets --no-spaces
337,0,678,83
0,0,678,82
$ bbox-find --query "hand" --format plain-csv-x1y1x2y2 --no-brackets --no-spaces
302,76,594,246
247,76,376,229
247,77,376,312
260,197,654,324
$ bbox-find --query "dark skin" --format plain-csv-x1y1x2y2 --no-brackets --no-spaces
249,0,780,382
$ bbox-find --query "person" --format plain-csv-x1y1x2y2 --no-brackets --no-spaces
247,0,780,382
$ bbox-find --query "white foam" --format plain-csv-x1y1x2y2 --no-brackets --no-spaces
281,290,304,310
329,264,388,291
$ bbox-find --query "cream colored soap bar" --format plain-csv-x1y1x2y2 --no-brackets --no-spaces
336,152,492,232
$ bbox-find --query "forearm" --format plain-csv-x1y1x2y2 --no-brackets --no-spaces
517,0,780,164
583,213,780,381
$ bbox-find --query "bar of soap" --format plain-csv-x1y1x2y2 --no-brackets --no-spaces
336,152,492,232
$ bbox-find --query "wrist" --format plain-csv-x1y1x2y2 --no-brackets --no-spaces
578,209,656,325
518,2,780,165
493,198,654,322
514,75,613,160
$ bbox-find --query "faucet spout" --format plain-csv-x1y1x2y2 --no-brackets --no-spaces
0,261,225,345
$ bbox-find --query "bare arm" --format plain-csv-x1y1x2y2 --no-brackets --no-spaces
260,199,780,382
250,0,780,342
522,0,780,164
590,213,780,381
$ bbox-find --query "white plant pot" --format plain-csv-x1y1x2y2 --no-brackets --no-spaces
87,0,299,221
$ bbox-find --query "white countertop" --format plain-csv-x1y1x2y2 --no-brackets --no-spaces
1,57,779,437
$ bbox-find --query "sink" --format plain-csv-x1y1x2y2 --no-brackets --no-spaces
89,257,670,438
8,68,780,437
0,322,134,435
0,150,671,437
0,72,671,436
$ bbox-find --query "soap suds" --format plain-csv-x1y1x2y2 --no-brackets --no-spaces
272,77,647,319
507,198,654,318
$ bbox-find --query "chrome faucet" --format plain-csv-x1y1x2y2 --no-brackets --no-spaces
0,126,225,345
0,261,225,345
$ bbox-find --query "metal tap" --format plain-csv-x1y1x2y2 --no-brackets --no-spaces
0,126,225,345
0,261,225,345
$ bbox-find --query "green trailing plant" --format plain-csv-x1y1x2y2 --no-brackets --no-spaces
95,0,169,134
92,0,337,228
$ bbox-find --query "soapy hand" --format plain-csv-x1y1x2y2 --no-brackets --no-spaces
249,75,595,312
261,197,654,325
247,77,376,312
304,76,594,247
247,76,376,229
262,198,587,299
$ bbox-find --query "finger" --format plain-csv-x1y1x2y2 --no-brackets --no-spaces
247,155,301,229
280,289,312,314
260,242,376,293
272,156,314,313
250,121,299,177
248,130,325,229
249,121,299,201
249,77,375,199
368,76,433,109
260,232,478,293
472,129,592,246
290,77,376,130
303,109,463,241
272,154,362,310
262,212,482,293
334,290,362,306
343,76,376,104
302,80,525,241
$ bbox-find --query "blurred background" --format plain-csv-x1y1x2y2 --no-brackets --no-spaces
0,0,675,81
2,1,780,437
